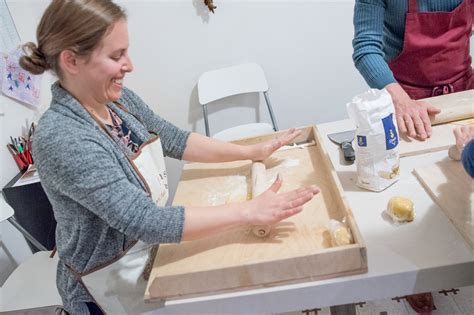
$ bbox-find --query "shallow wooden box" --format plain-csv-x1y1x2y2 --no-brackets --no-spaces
145,126,367,301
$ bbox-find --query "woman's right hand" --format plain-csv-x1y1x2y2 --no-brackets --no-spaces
182,177,320,241
241,175,320,226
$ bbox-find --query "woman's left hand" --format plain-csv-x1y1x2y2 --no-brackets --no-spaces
248,128,301,161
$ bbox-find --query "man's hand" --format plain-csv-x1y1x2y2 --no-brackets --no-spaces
386,83,441,140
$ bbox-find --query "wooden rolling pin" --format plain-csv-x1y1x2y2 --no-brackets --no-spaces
251,162,271,237
430,104,474,125
422,90,474,126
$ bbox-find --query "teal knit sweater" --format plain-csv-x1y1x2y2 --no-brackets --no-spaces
352,0,468,89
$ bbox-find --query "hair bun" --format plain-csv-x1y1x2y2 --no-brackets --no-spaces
19,42,49,75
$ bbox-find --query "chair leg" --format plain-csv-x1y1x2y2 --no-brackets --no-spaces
263,91,279,131
0,240,18,267
55,307,69,315
202,104,211,137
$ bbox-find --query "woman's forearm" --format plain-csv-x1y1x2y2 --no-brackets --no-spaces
182,132,253,162
182,129,301,163
181,203,246,240
180,177,320,241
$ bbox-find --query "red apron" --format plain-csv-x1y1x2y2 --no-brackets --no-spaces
389,0,473,100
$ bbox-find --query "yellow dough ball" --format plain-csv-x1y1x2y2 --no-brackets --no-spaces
448,145,461,161
387,196,414,222
333,226,352,246
329,219,353,246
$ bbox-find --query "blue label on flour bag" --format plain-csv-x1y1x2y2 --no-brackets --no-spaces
382,113,398,150
357,135,367,147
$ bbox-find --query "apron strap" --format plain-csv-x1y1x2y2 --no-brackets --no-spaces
113,102,158,136
408,0,417,13
50,246,57,258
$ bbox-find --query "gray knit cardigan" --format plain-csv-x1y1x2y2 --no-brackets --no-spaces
33,82,190,314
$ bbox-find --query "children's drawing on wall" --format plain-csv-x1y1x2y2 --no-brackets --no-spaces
204,0,216,13
0,47,42,108
193,0,217,22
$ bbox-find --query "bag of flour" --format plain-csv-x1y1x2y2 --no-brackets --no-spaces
347,89,400,192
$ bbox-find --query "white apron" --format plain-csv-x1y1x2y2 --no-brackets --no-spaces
69,107,170,314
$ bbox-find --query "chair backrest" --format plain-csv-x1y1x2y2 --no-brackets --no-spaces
198,63,268,105
197,63,278,137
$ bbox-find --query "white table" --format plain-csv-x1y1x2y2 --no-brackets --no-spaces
151,120,474,315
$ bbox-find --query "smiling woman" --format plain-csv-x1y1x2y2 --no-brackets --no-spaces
20,0,126,81
18,0,319,314
20,0,129,124
56,19,133,124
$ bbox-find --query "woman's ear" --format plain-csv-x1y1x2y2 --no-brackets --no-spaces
58,49,81,75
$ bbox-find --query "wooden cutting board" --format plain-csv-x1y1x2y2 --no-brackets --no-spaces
414,160,474,249
144,127,367,301
399,118,474,157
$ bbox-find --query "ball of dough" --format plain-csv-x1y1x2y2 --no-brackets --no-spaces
448,145,461,161
333,226,352,246
329,219,353,246
387,196,414,222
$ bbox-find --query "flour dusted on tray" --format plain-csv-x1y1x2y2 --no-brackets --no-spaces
347,89,400,192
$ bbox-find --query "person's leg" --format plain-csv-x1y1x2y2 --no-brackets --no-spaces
86,302,104,315
405,292,434,315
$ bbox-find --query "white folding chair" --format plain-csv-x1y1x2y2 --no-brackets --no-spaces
0,197,63,314
198,63,279,141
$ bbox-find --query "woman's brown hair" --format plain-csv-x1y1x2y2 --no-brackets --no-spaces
20,0,126,80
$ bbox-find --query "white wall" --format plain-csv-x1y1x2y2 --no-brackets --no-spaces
121,0,368,205
125,0,364,130
1,0,472,284
0,0,52,285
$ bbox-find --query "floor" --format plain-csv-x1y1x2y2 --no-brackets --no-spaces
3,286,474,314
279,285,474,315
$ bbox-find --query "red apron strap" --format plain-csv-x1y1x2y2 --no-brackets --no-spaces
408,0,417,13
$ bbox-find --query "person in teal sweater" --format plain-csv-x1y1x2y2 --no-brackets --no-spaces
353,0,473,141
353,1,472,313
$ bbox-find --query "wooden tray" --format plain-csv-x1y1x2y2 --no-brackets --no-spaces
145,126,367,301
